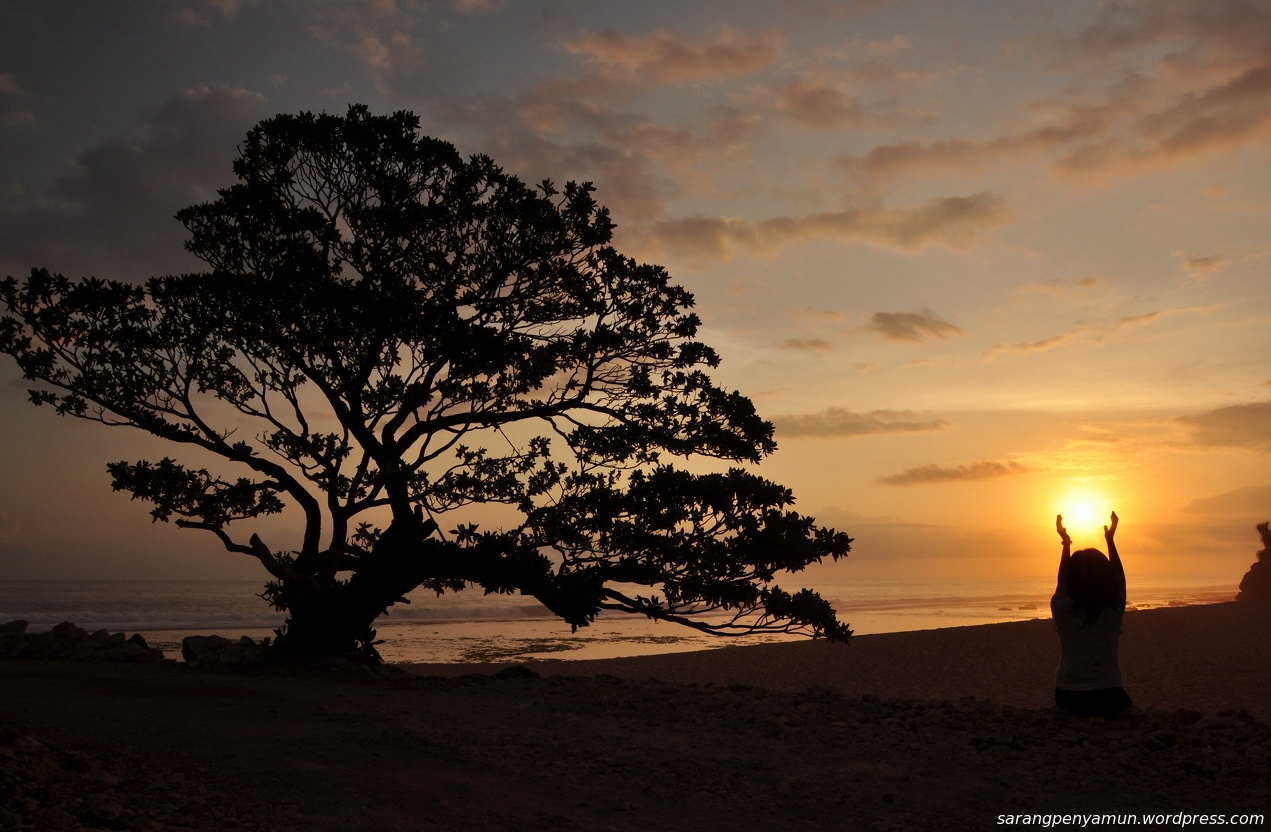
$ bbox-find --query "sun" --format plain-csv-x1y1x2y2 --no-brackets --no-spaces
1056,490,1109,540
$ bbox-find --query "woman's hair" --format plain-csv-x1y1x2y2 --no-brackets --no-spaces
1064,548,1123,627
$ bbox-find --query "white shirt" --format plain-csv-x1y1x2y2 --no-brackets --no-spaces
1051,581,1126,691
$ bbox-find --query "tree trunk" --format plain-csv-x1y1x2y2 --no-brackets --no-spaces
270,517,440,660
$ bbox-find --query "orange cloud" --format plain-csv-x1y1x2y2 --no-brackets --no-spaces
771,408,948,439
859,309,963,343
840,14,1271,188
876,460,1029,486
1178,401,1271,451
563,27,783,84
642,192,1009,265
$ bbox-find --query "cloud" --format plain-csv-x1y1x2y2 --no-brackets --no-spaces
0,73,36,128
563,27,783,85
451,0,503,13
1182,483,1271,516
788,307,847,323
1184,254,1227,277
983,310,1169,359
1178,401,1271,451
777,80,865,128
0,85,265,281
859,309,962,343
172,0,256,24
839,2,1271,187
1014,277,1107,297
779,338,833,352
876,460,1029,486
641,192,1009,265
771,407,948,438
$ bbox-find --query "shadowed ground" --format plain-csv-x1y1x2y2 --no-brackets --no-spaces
1,602,1268,831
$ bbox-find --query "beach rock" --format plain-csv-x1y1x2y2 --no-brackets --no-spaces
181,635,231,662
180,633,270,667
0,621,166,665
0,619,27,638
495,664,541,680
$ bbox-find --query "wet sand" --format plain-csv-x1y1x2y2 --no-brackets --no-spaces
402,601,1271,723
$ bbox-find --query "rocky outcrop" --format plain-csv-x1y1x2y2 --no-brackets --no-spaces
0,621,167,664
1236,521,1271,601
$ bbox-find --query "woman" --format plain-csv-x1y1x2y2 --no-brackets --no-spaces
1051,511,1132,718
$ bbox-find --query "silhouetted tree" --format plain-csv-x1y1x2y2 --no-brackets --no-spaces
1236,521,1271,602
1,106,851,659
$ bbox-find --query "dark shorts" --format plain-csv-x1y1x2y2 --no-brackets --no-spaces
1055,686,1133,718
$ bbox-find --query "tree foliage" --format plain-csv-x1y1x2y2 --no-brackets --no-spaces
1,106,851,657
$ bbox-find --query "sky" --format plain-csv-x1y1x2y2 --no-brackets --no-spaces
0,0,1268,588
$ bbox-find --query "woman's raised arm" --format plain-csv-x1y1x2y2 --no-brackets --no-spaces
1105,511,1125,596
1056,514,1072,589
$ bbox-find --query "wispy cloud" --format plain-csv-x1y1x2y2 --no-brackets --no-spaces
876,460,1029,486
859,309,963,343
564,27,783,85
640,192,1009,265
1183,254,1227,277
788,307,848,323
779,338,834,352
838,2,1271,187
1014,277,1106,297
771,408,948,439
983,311,1168,360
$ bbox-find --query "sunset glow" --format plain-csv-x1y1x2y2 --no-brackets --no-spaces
0,1,1267,587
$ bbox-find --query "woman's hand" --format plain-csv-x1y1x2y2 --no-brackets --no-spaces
1104,511,1118,544
1056,514,1071,545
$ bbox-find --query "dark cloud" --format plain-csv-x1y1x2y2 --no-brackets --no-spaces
0,86,265,281
859,309,962,343
777,80,865,128
1178,401,1271,451
876,460,1029,486
771,407,948,439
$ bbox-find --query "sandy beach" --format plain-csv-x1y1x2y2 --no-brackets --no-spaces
2,601,1269,831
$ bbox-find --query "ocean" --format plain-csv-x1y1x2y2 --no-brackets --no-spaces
0,577,1237,664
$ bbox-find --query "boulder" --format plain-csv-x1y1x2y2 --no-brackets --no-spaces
181,635,231,663
0,620,27,638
